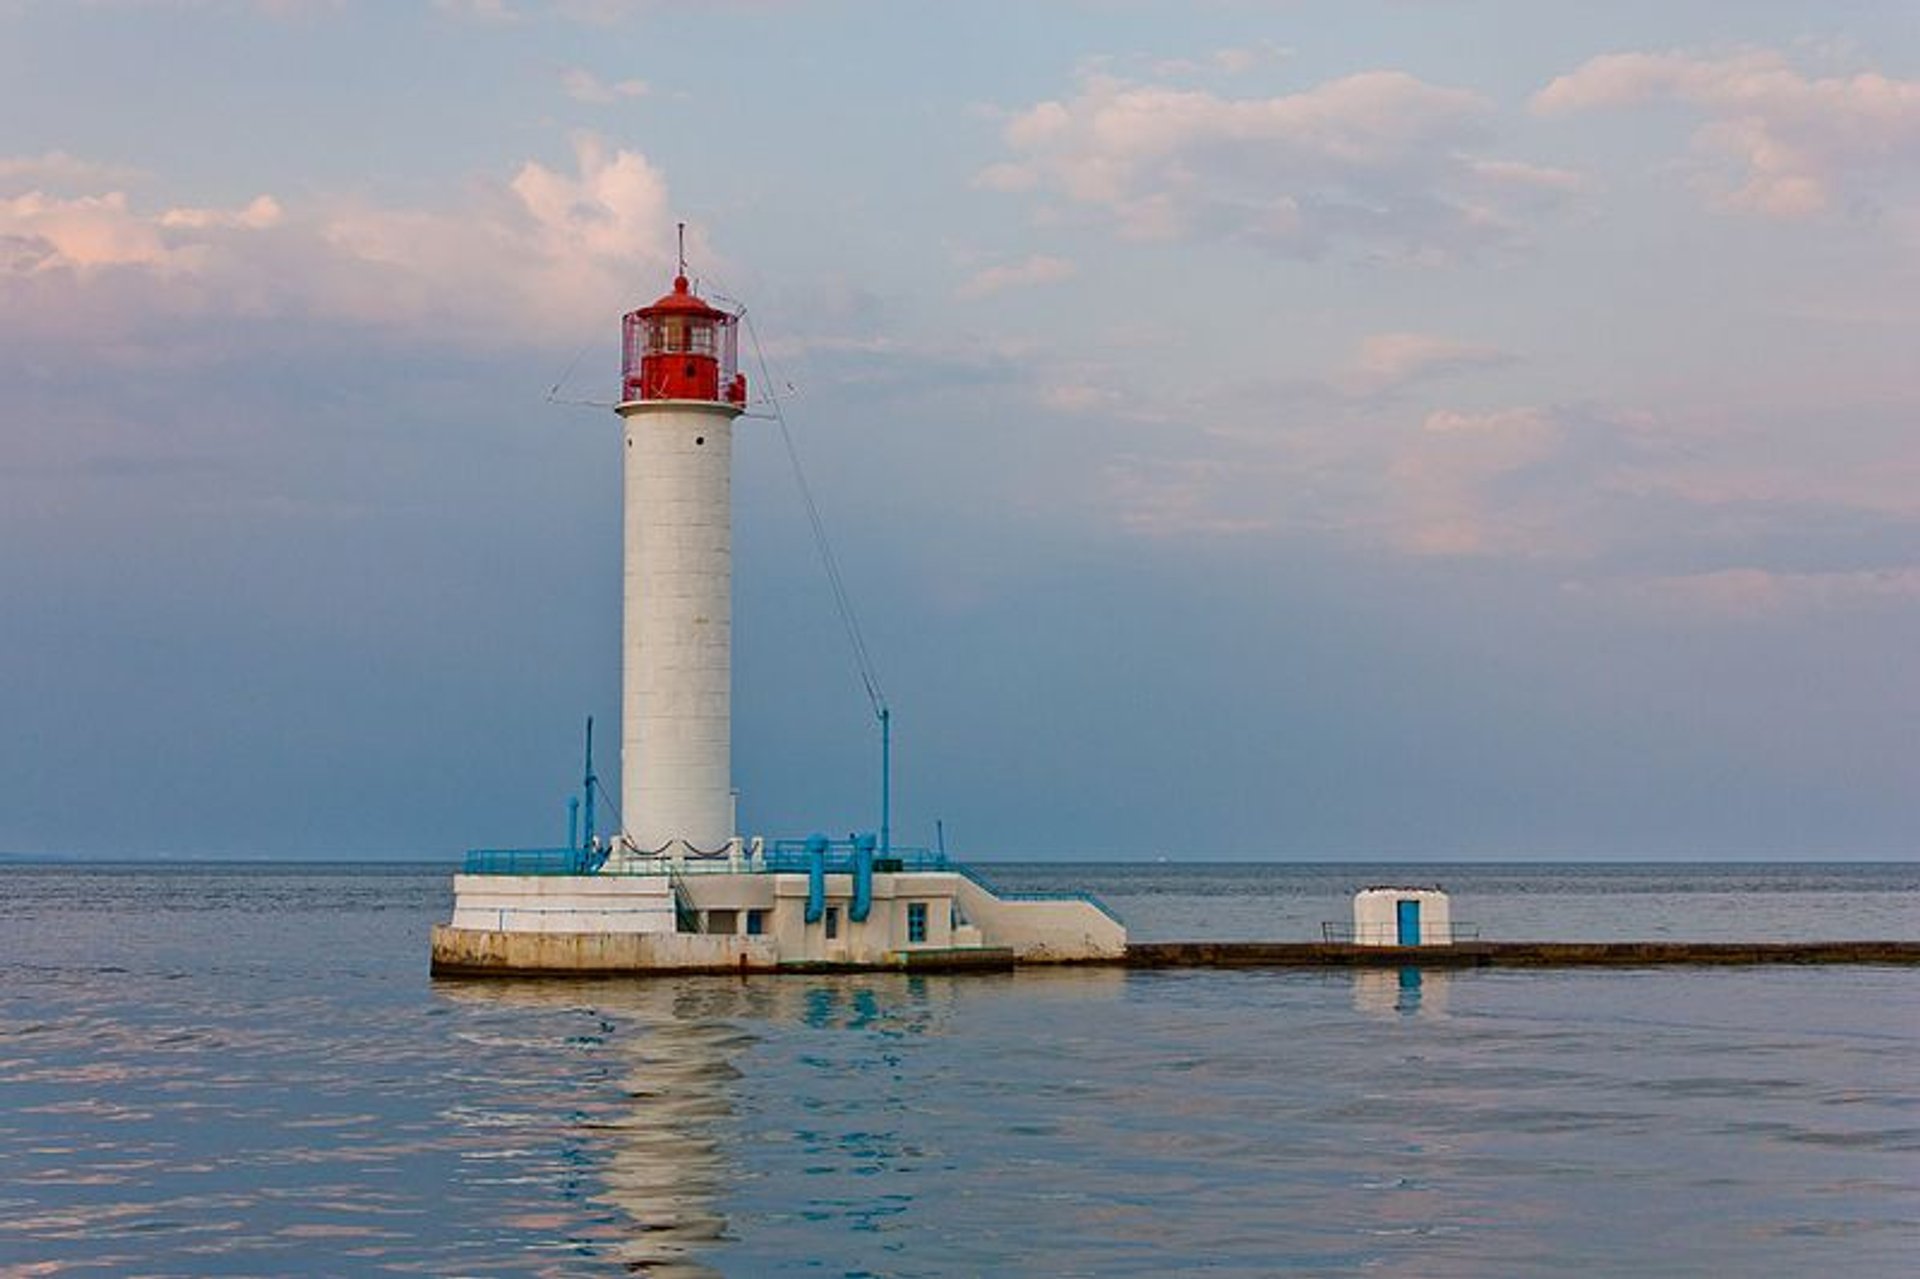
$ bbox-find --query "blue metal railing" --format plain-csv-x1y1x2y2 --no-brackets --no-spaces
768,842,1123,925
463,847,607,876
951,862,1127,927
764,836,951,872
459,836,1123,925
1321,921,1482,943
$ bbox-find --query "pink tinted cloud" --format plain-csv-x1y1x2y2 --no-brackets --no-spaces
1,136,685,346
0,190,249,273
956,254,1076,300
1574,567,1920,618
1534,49,1920,217
1336,332,1511,395
0,151,148,189
982,67,1574,257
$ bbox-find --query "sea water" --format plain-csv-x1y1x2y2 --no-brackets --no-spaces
2,862,1916,1276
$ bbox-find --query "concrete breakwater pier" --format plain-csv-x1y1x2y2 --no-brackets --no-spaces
1119,940,1920,970
430,932,1920,978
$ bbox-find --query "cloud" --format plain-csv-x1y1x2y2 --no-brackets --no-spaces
956,253,1076,299
2,191,169,272
432,0,518,20
798,336,1028,397
1041,297,1920,593
1577,566,1920,617
1466,158,1588,194
0,190,280,273
560,68,650,104
159,195,284,231
1421,406,1554,436
319,134,681,336
1152,41,1292,80
1386,407,1563,556
1336,331,1511,395
1210,42,1289,77
981,67,1576,259
1039,381,1119,414
440,0,706,22
1089,371,1920,628
1099,455,1277,536
0,135,684,347
0,151,148,190
1533,49,1920,217
74,0,353,14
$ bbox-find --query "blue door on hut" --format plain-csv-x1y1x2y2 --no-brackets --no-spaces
1396,899,1421,946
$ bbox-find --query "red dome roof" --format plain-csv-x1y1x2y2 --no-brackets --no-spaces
638,274,725,318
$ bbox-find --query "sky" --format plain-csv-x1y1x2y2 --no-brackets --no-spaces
2,0,1917,861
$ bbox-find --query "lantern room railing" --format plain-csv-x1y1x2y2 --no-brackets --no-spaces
620,309,743,405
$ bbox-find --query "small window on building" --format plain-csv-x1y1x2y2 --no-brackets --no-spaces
707,909,737,935
745,909,766,936
907,901,928,945
824,906,839,940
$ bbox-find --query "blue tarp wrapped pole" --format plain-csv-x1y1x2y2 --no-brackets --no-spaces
804,833,828,924
851,832,875,923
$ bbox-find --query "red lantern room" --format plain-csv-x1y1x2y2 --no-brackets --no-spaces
620,272,747,407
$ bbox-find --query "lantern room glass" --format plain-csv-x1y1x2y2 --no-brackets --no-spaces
645,314,716,357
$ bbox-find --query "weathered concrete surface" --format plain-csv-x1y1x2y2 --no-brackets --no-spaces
773,947,1018,975
949,877,1126,961
432,928,1920,977
1121,940,1920,969
430,927,1016,976
447,874,676,935
430,925,778,976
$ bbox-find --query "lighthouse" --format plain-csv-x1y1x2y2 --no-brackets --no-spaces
434,237,1127,973
614,250,749,855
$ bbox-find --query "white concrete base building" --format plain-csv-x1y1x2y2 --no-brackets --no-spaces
435,851,1126,974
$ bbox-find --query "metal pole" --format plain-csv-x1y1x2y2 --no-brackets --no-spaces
879,705,891,859
582,715,597,850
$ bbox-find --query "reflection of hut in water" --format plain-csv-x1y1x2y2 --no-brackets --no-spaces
1352,966,1451,1017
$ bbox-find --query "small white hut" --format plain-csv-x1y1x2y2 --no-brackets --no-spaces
1351,887,1453,947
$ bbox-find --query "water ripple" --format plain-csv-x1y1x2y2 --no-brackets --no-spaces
2,863,1917,1275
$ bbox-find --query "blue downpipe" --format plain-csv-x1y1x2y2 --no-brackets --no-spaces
805,833,828,924
851,833,875,923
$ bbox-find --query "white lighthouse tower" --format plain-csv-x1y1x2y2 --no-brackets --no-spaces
614,246,749,855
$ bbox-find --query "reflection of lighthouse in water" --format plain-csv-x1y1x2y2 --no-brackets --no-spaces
437,981,749,1277
594,989,751,1277
436,974,1132,1271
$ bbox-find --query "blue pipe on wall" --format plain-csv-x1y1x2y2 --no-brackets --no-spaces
851,832,875,923
804,833,828,924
